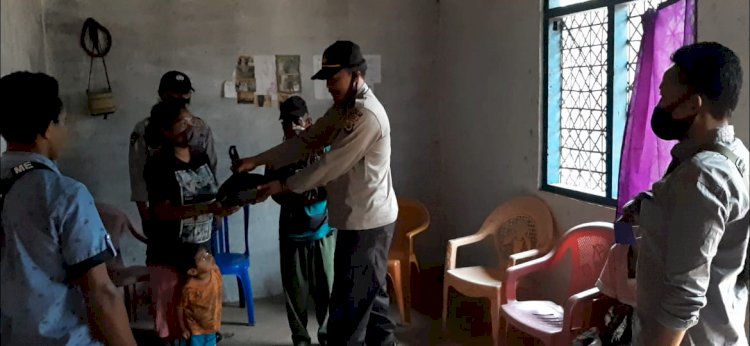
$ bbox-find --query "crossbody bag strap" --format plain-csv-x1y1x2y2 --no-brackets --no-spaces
1,161,54,246
700,143,746,178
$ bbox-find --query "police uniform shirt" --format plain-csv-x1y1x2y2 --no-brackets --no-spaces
263,84,398,231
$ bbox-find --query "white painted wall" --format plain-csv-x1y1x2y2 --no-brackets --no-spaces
436,0,749,331
39,0,440,299
437,0,749,257
0,0,45,75
0,0,46,153
697,0,750,142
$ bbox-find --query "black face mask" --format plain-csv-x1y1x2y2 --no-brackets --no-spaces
650,96,697,141
162,95,191,106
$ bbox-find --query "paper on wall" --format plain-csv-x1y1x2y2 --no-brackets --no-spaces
363,54,381,84
276,55,302,94
235,55,256,104
223,81,237,99
254,55,277,97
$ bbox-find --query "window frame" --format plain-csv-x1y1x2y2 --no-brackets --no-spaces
540,0,686,206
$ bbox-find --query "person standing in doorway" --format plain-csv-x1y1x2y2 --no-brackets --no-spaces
266,96,336,346
129,71,217,230
233,41,399,345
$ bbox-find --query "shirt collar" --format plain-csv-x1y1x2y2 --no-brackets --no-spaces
671,125,735,162
1,151,60,175
357,82,370,97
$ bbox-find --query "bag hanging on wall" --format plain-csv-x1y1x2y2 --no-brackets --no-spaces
80,18,116,118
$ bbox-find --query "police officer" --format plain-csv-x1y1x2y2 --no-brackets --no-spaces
129,71,217,225
234,41,399,345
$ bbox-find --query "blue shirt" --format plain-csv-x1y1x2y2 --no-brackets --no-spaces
267,148,332,242
1,152,115,346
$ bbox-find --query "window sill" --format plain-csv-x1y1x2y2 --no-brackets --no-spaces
540,183,618,207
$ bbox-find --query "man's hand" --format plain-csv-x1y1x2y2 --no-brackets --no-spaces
76,263,137,346
641,319,686,346
208,201,240,217
216,205,241,217
177,306,191,341
255,180,285,203
231,156,259,173
619,191,652,224
135,201,150,221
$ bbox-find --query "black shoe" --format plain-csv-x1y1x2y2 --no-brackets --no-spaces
293,341,311,346
216,331,235,343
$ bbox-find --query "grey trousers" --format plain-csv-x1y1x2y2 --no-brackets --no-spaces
327,223,397,346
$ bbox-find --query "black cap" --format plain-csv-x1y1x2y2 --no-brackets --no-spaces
279,96,308,123
159,71,194,94
311,41,367,80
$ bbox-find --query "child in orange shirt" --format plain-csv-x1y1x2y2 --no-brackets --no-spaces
177,244,223,346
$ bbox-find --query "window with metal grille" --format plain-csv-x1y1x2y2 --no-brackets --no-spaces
542,0,670,205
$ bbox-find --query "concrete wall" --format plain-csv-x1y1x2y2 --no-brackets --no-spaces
0,0,46,75
437,0,750,255
697,0,750,142
41,0,440,299
436,0,749,329
0,0,46,152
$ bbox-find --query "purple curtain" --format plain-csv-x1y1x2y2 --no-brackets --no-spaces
616,0,695,216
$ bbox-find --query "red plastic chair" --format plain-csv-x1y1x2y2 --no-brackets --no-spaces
500,222,614,345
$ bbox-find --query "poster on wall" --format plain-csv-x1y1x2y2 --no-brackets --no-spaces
256,95,275,108
254,55,278,96
363,54,382,84
276,55,301,108
254,54,278,108
236,80,255,104
235,55,256,104
223,81,237,99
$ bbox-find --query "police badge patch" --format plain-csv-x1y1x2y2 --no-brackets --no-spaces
343,107,364,133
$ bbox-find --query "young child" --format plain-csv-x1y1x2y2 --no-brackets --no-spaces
177,244,223,346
